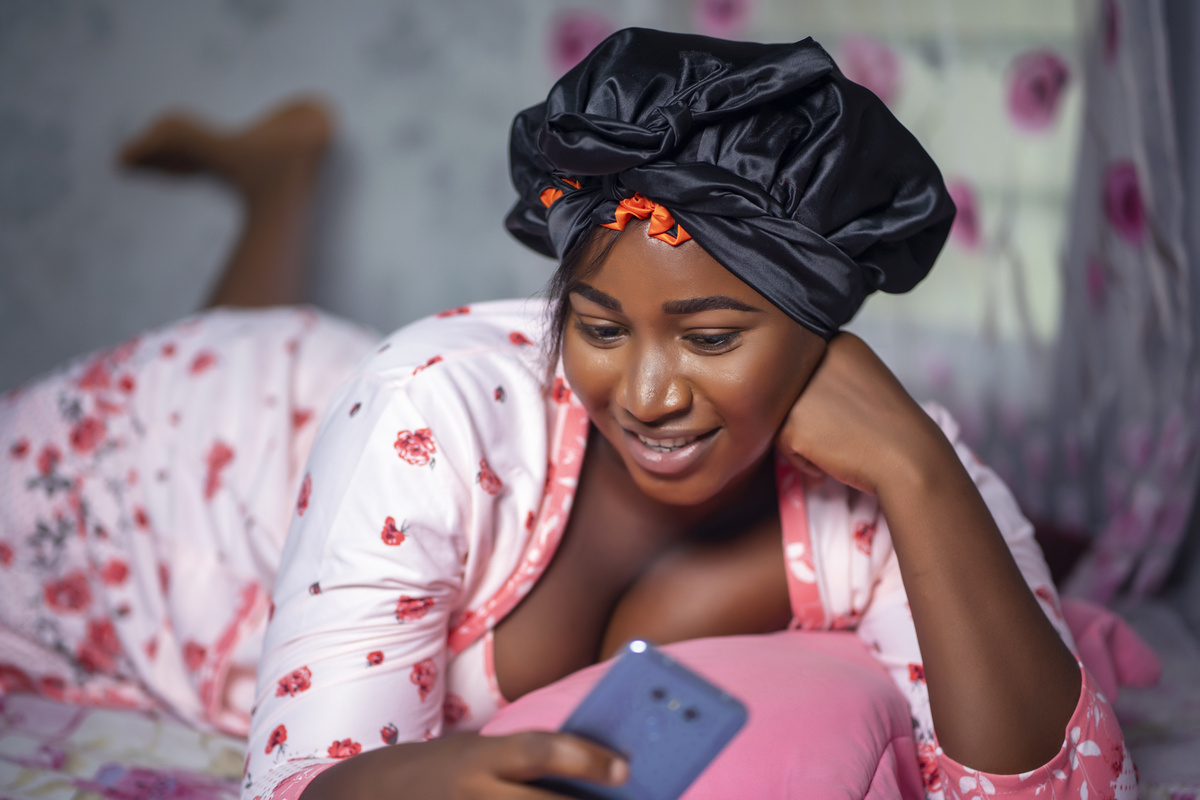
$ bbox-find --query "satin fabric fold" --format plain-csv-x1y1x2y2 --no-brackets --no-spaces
506,28,955,338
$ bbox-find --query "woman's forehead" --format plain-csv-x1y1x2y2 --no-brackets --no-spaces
580,225,770,309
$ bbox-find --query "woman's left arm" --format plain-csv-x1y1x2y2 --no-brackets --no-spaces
776,333,1080,774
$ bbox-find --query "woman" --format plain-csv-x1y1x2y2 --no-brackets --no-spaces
0,29,1126,800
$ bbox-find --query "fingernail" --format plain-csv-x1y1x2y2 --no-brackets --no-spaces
609,759,629,784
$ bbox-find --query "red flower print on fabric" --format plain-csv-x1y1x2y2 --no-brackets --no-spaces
1104,161,1147,244
437,305,471,318
0,542,13,567
204,440,235,501
493,386,506,402
100,558,129,585
0,664,36,694
443,693,471,726
69,417,106,455
477,458,503,495
396,595,434,622
916,741,943,792
161,342,176,358
39,675,66,700
413,355,443,375
908,663,926,683
43,570,92,613
144,637,158,660
507,331,534,346
183,641,207,671
349,402,362,417
551,377,571,403
158,563,170,592
79,357,112,391
309,582,321,595
37,445,61,476
276,666,313,697
118,374,135,393
852,521,876,556
135,506,151,530
381,516,407,546
265,724,287,754
297,473,312,516
327,738,362,759
189,351,217,375
9,438,29,459
77,618,121,673
411,658,437,702
380,723,399,745
367,650,384,667
1007,50,1071,133
292,408,313,431
394,428,436,466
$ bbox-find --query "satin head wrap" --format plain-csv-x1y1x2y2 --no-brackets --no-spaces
505,28,956,339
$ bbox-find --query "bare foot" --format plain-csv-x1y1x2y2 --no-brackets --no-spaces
119,97,335,202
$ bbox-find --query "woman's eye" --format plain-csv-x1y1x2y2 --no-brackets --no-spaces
575,319,624,343
686,332,740,352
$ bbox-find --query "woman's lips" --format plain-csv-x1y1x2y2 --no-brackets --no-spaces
622,428,718,476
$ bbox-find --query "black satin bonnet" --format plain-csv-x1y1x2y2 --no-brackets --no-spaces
505,28,956,339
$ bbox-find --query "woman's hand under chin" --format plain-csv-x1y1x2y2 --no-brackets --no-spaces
774,332,950,497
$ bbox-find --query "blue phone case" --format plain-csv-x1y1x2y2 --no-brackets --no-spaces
534,640,748,800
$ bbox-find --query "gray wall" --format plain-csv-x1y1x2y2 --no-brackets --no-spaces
0,0,687,391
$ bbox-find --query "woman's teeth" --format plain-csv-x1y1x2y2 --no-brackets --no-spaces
638,433,700,452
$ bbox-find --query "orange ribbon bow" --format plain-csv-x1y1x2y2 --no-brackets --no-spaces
601,193,691,246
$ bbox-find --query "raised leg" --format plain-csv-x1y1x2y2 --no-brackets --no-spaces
119,97,334,309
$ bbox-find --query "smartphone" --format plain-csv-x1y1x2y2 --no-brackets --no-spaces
534,640,748,800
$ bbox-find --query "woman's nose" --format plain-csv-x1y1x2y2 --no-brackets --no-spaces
620,347,691,423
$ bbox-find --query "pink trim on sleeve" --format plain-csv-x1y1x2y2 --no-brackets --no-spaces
933,663,1135,799
775,455,826,630
446,388,590,654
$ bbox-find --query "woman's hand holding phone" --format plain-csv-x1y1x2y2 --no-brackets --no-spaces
300,730,627,800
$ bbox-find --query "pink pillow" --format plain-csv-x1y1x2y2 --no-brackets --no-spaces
481,631,923,799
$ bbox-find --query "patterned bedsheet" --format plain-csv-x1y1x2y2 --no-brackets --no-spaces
2,599,1198,800
0,695,242,800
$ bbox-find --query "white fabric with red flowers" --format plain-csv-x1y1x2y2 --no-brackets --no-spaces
0,306,377,732
0,301,1130,800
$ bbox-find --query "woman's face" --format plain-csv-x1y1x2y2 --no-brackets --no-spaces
563,224,827,508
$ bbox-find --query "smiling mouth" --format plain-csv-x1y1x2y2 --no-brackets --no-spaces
635,431,713,452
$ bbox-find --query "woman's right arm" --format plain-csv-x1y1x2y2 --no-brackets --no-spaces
244,368,625,799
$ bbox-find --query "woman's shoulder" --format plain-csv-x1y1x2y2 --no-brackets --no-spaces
352,298,550,385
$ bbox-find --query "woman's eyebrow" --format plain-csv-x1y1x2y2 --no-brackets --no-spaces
571,283,622,312
662,296,763,314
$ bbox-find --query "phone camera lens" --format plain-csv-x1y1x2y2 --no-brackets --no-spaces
651,687,667,701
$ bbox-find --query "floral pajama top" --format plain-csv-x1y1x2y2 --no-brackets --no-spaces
0,301,1132,800
243,299,1132,800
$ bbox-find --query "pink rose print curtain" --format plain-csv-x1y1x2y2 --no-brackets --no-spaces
1052,0,1195,601
834,0,1192,604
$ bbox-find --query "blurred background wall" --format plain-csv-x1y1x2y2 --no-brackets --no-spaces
0,0,1077,392
4,0,1200,606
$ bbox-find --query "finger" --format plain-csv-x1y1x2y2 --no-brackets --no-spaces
487,731,628,786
